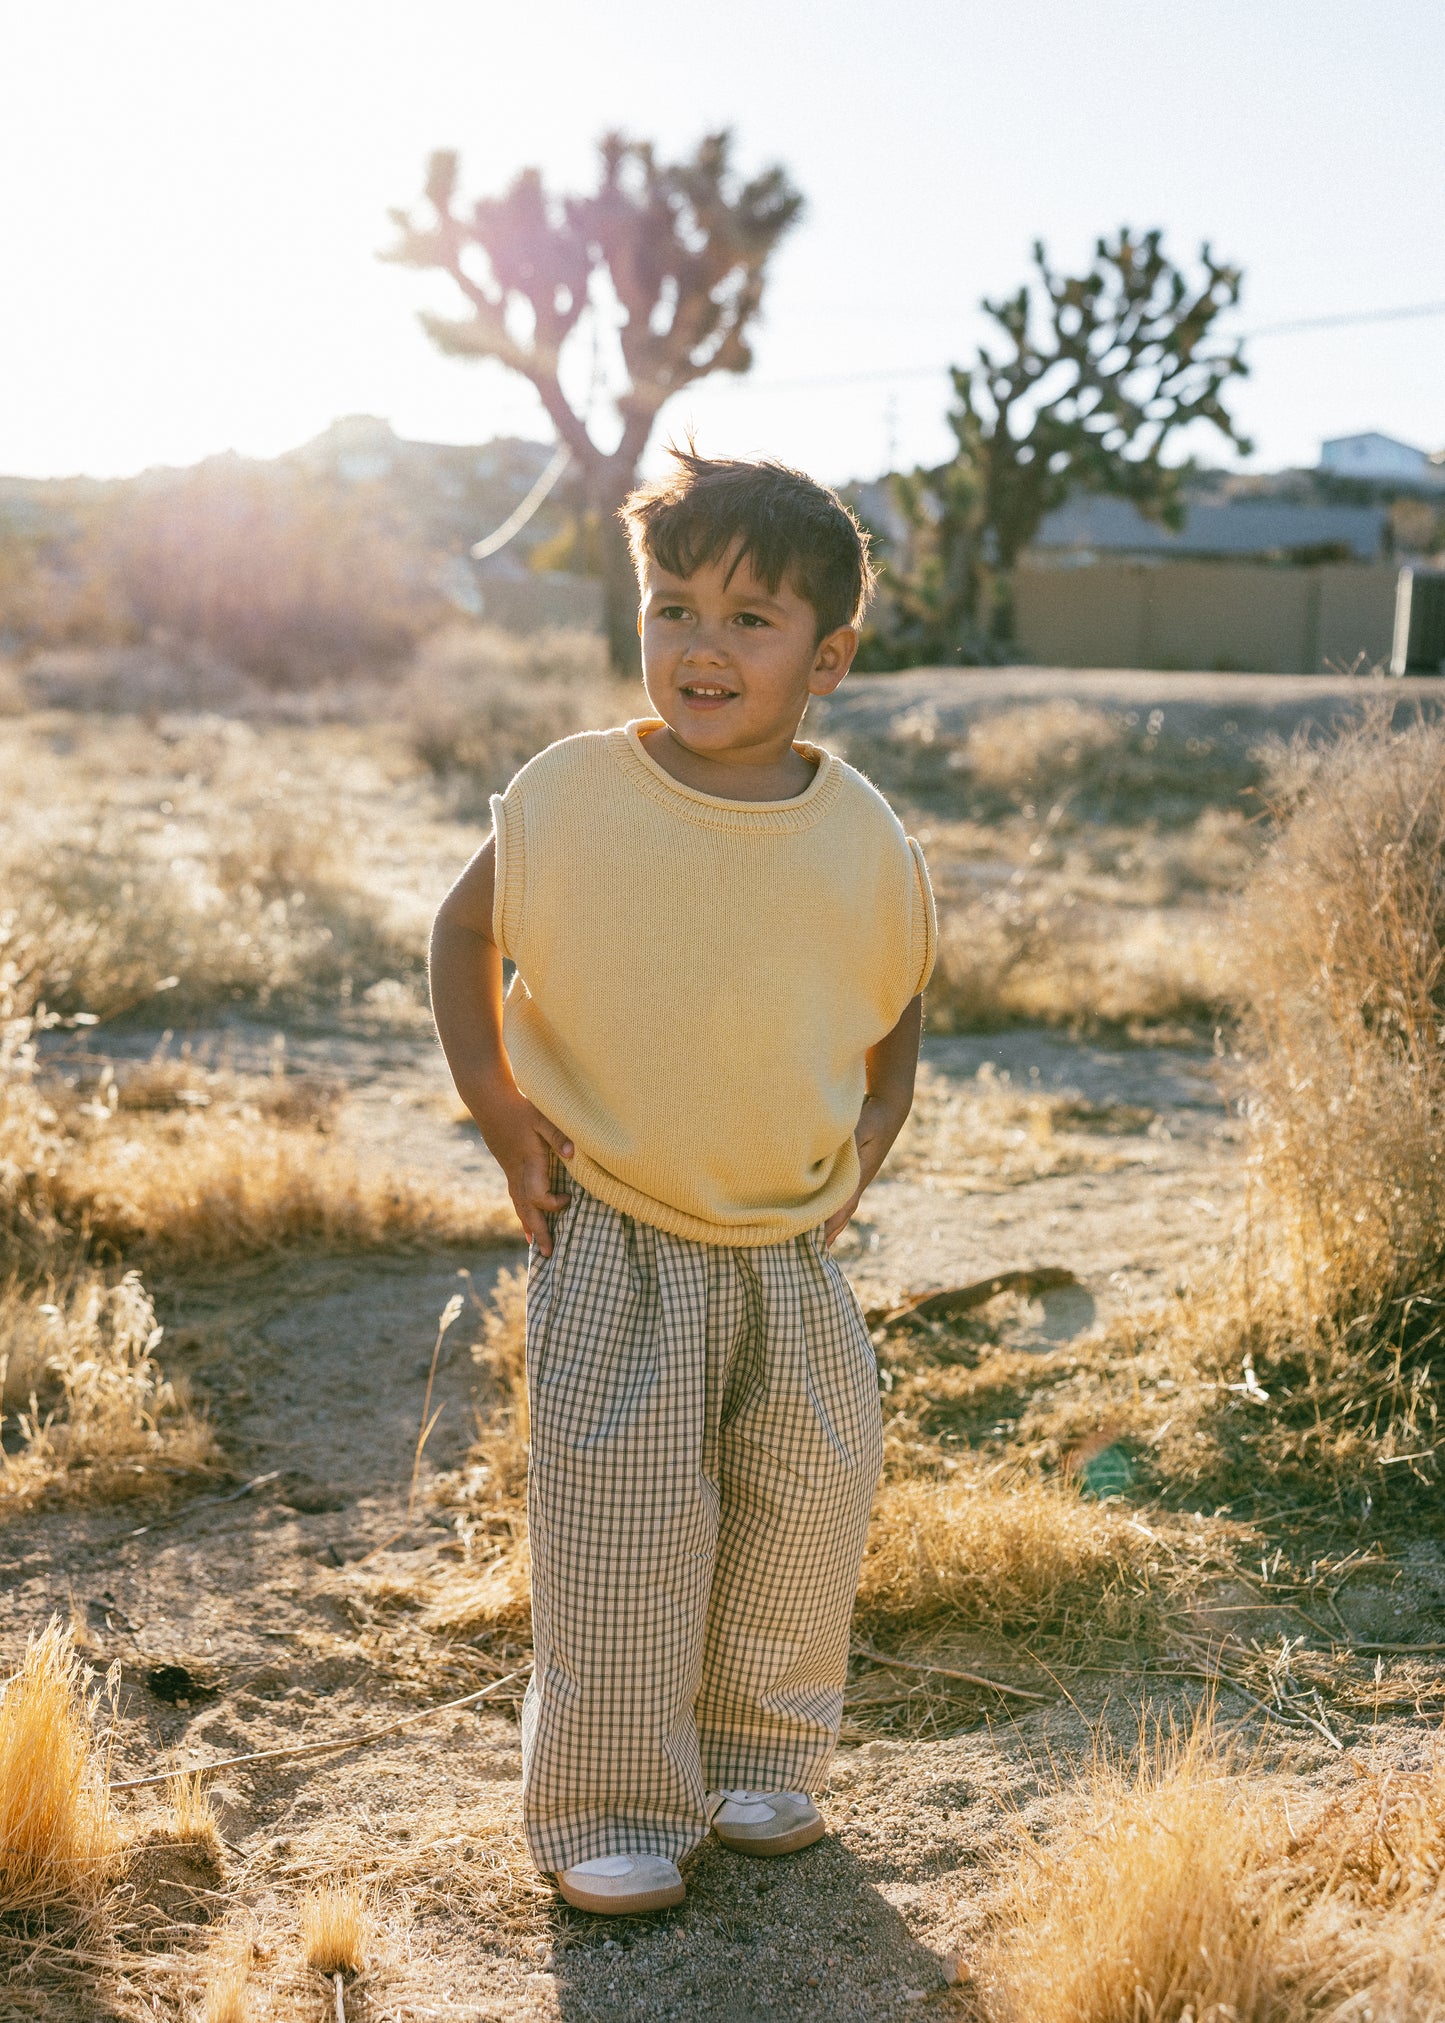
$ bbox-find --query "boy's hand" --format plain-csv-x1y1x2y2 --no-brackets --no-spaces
430,836,576,1257
470,1084,575,1256
822,996,923,1249
823,1095,897,1248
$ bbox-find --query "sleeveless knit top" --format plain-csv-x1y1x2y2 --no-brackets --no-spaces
489,720,935,1246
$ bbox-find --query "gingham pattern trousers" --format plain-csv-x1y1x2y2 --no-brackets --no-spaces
519,1168,884,1871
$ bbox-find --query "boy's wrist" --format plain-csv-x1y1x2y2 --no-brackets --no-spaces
855,1092,910,1183
458,1069,527,1132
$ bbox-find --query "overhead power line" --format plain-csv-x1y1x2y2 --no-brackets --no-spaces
1247,298,1445,337
731,298,1445,397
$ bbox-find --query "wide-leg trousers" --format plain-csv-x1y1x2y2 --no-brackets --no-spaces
518,1170,884,1872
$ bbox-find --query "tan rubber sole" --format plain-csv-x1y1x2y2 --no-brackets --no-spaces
712,1814,827,1857
555,1874,686,1914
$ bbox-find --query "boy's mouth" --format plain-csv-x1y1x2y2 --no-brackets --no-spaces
679,682,738,707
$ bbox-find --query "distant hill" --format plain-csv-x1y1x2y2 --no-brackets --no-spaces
0,419,600,681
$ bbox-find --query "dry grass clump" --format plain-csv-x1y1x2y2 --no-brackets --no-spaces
976,1723,1445,2023
828,695,1264,828
927,889,1230,1033
815,693,1260,1032
856,1470,1162,1649
1,1001,516,1284
1175,708,1445,1502
465,1263,529,1500
0,1001,72,1273
401,623,630,815
110,1041,341,1128
0,1619,117,1909
165,1771,224,1857
201,1943,253,2023
65,1104,516,1270
977,1722,1292,2022
0,1271,216,1505
301,1880,374,1973
888,1061,1158,1191
0,715,429,1024
416,1267,532,1636
3,801,419,1026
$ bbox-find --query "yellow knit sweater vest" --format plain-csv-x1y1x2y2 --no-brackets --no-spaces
490,720,936,1246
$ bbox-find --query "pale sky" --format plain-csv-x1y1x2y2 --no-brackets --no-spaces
3,0,1441,487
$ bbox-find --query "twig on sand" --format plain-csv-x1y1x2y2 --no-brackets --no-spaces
111,1666,530,1790
850,1640,1050,1703
117,1469,282,1540
1349,1641,1445,1655
864,1268,1081,1330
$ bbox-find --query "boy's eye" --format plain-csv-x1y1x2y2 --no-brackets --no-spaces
657,604,691,622
732,612,769,628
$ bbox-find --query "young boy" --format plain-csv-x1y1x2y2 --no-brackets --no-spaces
430,452,935,1914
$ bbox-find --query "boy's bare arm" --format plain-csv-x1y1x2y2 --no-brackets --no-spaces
429,836,573,1256
823,994,923,1247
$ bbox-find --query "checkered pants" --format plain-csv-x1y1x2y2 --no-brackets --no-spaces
519,1170,884,1872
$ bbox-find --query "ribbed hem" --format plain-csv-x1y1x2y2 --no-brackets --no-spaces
610,721,843,833
565,1148,853,1250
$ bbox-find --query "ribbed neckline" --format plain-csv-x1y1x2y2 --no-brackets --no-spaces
613,719,842,832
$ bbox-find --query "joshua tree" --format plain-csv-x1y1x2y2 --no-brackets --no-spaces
873,229,1251,664
386,132,803,667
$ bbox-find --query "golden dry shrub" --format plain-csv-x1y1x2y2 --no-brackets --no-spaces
401,622,624,815
977,1727,1445,2023
468,1263,529,1488
1214,707,1445,1491
855,1471,1160,1647
301,1881,374,1975
1,1002,517,1283
165,1771,224,1857
925,886,1229,1034
977,1724,1292,2023
416,1267,533,1632
65,1108,517,1270
0,1619,117,1909
2,793,419,1026
0,1271,216,1505
0,1000,74,1274
419,1535,532,1637
201,1951,252,2023
887,1060,1158,1193
16,458,441,683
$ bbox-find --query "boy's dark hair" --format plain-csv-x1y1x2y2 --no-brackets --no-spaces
620,450,875,637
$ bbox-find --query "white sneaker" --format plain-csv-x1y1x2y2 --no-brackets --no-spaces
555,1852,685,1914
709,1789,825,1856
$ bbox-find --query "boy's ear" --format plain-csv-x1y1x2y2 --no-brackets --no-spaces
808,624,859,698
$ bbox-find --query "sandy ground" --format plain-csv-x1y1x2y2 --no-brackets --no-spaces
0,1018,1319,2023
5,667,1445,2016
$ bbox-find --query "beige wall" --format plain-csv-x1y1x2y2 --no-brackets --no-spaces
1013,561,1399,673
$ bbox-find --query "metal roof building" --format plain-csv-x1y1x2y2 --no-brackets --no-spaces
1032,494,1388,563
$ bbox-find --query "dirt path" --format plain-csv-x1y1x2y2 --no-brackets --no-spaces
3,1021,1272,2018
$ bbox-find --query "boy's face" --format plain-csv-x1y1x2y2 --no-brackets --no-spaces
638,544,856,766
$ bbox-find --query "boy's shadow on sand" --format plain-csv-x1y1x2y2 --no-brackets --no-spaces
545,1832,953,2021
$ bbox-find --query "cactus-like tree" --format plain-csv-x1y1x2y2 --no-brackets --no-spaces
386,132,803,668
871,229,1251,665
